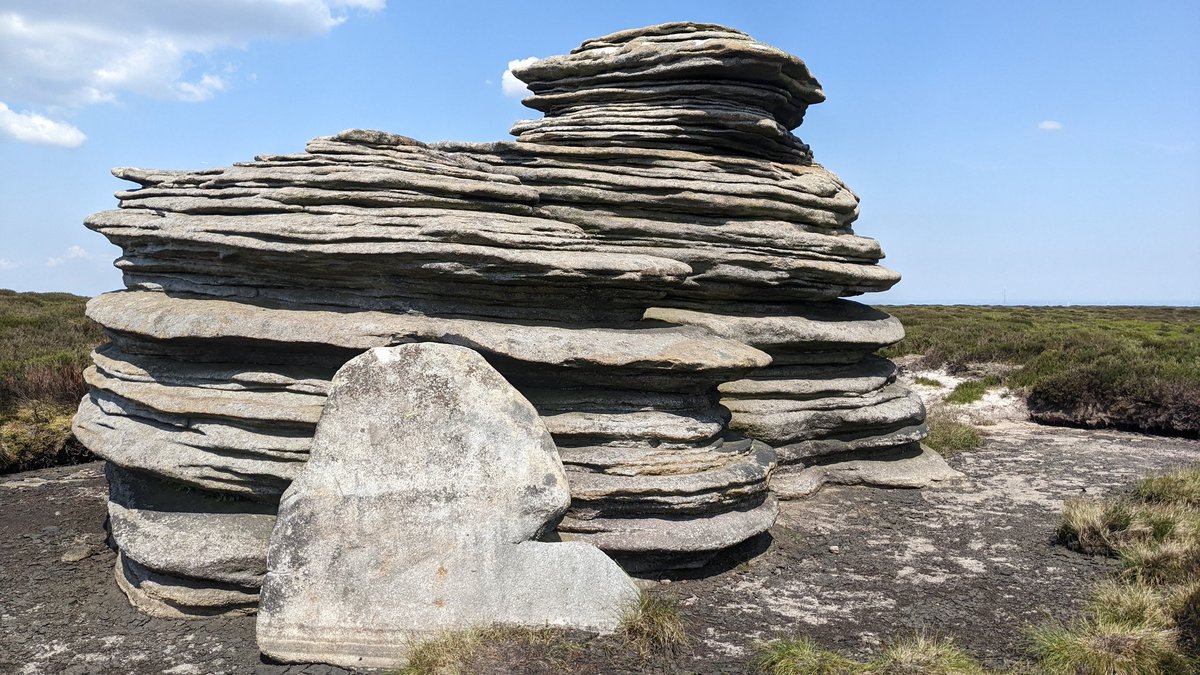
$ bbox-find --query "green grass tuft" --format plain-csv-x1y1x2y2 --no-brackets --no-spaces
1088,580,1178,630
394,626,581,675
1041,465,1200,672
1134,466,1200,507
750,636,862,675
1027,618,1190,675
923,409,984,457
943,376,1000,405
750,633,989,674
872,633,987,674
913,376,944,387
619,591,689,657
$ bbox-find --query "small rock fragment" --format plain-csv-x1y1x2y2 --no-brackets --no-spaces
61,545,93,563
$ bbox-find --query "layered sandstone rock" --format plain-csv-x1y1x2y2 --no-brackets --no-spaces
76,21,956,618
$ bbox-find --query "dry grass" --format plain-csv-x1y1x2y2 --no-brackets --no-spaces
396,629,486,675
1027,618,1188,675
1134,465,1200,507
395,626,580,675
923,408,984,457
943,377,1000,405
1034,465,1200,673
618,591,689,657
0,400,86,472
1088,581,1178,630
750,636,862,675
0,290,101,473
1057,497,1133,555
870,633,987,674
749,633,989,675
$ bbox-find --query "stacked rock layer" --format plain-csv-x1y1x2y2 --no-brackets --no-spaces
75,22,953,618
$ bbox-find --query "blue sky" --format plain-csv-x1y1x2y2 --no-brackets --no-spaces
1,1,1197,304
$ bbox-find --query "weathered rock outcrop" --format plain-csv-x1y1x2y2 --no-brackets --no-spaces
75,21,955,617
256,344,638,668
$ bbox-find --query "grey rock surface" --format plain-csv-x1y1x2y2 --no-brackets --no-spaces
256,344,638,668
74,20,950,617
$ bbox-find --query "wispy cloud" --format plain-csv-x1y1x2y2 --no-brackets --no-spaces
46,245,90,268
502,57,539,97
0,259,18,270
0,1,385,146
1038,120,1063,131
0,103,86,147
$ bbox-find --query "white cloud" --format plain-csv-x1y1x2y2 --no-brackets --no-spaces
1038,120,1063,131
0,102,86,147
0,259,18,270
46,245,90,267
0,1,384,145
502,57,539,97
174,74,229,103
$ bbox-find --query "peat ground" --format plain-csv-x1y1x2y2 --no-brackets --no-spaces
2,422,1197,674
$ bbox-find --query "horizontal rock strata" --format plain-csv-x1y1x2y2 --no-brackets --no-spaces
75,21,954,617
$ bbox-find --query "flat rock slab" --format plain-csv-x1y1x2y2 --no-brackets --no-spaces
4,422,1197,673
255,344,638,669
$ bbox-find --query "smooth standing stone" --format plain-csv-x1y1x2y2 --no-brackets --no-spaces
256,344,638,669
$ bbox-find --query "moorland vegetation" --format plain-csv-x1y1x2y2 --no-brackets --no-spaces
882,305,1200,437
0,290,100,472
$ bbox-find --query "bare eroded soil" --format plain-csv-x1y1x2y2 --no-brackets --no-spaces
2,421,1198,674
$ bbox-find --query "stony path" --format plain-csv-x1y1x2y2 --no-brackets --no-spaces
2,422,1197,674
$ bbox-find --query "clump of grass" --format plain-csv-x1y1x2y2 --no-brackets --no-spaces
1088,580,1177,629
1173,582,1200,649
0,400,84,472
750,633,988,674
1134,465,1200,507
1057,497,1133,554
619,591,689,657
397,629,484,675
871,633,987,674
913,376,944,387
1118,538,1200,585
1027,618,1188,675
943,376,1000,405
923,409,984,457
395,626,579,675
750,636,861,675
1036,465,1200,673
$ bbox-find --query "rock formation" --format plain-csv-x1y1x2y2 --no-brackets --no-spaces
257,344,638,668
74,22,957,617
